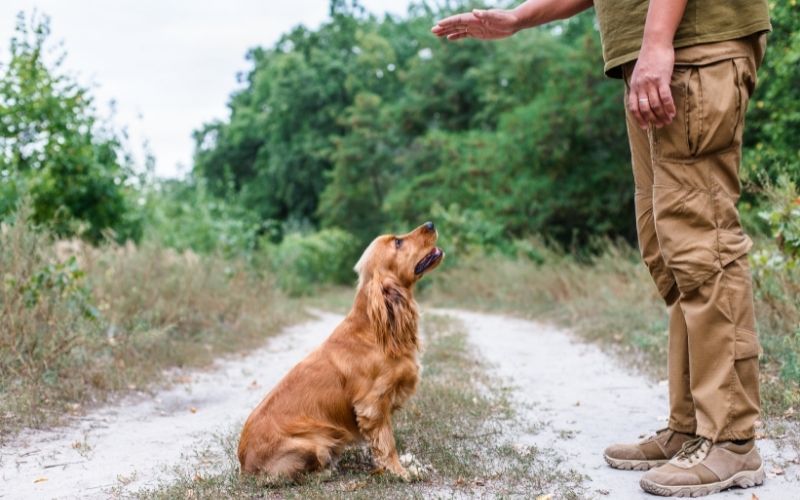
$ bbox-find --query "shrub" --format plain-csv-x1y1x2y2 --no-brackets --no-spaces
266,228,361,296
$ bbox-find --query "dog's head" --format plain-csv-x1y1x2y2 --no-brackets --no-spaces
354,222,444,356
354,221,443,288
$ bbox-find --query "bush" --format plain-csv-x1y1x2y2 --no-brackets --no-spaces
266,228,361,296
140,178,269,256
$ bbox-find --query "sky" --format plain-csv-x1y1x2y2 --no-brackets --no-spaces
0,1,415,178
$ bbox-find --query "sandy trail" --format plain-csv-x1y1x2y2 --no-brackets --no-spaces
0,311,342,499
437,309,800,499
2,308,798,499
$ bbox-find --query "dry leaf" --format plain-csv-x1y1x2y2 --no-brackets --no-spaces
751,493,760,500
189,406,198,414
34,477,48,483
770,466,785,475
536,494,553,500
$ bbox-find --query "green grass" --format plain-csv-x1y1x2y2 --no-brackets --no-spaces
135,315,586,499
423,240,800,420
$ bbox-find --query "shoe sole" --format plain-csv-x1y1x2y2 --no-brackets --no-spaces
603,454,668,471
639,464,765,497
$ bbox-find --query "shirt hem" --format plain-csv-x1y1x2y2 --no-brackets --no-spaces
603,21,772,78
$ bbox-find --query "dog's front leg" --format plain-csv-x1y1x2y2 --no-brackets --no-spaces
354,401,409,481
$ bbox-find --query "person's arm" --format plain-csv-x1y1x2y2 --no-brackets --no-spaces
431,0,593,41
627,0,688,129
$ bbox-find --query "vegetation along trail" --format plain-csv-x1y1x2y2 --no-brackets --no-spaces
2,309,798,499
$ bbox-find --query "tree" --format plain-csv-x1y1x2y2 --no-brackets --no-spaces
318,92,397,242
0,12,140,242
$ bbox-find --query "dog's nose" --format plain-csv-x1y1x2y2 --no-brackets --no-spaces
424,221,435,232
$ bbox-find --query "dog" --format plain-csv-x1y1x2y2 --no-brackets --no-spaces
238,222,444,482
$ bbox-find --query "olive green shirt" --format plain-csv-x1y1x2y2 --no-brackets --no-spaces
594,0,771,78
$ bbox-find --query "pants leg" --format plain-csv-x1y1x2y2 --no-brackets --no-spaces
624,77,697,433
649,55,761,441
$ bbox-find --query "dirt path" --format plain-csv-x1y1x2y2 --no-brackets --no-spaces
0,311,342,499
2,309,798,499
437,309,800,499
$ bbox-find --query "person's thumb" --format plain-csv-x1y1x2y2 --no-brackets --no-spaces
472,9,489,22
473,9,504,26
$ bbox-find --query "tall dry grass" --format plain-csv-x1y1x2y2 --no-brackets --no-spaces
1,212,300,437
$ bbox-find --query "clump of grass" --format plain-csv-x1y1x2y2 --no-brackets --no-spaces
425,239,800,419
136,315,585,499
0,211,301,437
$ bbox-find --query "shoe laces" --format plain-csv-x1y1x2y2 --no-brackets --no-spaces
674,436,710,465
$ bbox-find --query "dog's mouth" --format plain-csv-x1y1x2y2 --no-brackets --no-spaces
414,247,444,275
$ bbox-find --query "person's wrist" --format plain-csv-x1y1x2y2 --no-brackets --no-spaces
641,31,674,54
509,6,535,31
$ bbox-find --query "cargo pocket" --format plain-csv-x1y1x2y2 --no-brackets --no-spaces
652,67,692,160
689,59,742,156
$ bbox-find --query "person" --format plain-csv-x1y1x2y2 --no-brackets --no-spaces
432,1,771,497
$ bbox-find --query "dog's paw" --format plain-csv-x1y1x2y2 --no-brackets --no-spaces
398,453,431,480
371,464,411,482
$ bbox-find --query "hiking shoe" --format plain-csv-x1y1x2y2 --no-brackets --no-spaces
640,437,765,497
604,428,695,471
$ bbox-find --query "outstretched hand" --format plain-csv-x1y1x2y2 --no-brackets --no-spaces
431,9,521,41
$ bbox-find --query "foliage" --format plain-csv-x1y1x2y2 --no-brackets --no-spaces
265,228,362,296
743,1,800,184
759,175,800,263
193,1,633,249
140,177,269,256
0,13,140,243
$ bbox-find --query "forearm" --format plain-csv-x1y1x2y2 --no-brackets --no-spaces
641,0,688,48
512,0,594,29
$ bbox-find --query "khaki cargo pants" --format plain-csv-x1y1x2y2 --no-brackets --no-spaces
623,35,766,442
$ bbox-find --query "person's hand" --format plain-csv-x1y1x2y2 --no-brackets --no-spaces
431,9,521,41
628,42,676,129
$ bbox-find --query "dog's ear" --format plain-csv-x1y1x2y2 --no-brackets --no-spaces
365,271,418,357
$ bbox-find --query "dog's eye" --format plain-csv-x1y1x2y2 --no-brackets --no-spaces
394,238,403,249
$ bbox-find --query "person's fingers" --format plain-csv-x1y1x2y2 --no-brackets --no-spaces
433,27,466,38
646,84,669,127
628,88,647,129
433,12,479,30
659,82,676,121
637,93,658,128
447,32,470,41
